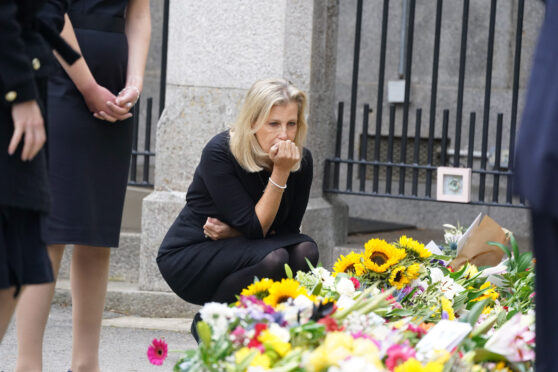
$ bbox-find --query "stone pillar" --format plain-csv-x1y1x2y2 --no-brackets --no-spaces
140,0,345,291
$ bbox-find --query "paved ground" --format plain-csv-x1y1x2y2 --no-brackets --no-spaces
0,305,197,371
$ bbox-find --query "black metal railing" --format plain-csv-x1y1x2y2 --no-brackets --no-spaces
127,0,170,187
324,0,527,208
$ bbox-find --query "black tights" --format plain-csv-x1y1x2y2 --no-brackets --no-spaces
211,241,319,303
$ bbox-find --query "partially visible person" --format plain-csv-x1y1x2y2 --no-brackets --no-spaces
0,0,78,342
514,0,558,371
157,78,319,340
14,0,150,371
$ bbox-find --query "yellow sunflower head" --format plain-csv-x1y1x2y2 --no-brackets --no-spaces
405,263,421,281
333,252,363,275
263,278,309,307
362,239,406,273
240,278,275,300
398,236,432,259
388,266,409,289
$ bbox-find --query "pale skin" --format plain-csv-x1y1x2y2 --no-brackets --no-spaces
15,1,150,371
203,101,300,240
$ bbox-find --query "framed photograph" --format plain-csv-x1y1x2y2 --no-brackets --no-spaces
436,167,472,203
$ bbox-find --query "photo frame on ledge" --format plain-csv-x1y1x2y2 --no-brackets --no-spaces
436,167,472,203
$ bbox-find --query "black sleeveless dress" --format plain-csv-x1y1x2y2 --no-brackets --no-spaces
157,131,316,305
43,0,132,247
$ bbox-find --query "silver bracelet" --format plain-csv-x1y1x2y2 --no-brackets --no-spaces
268,177,287,190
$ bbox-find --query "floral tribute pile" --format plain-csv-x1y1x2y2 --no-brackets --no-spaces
148,227,535,372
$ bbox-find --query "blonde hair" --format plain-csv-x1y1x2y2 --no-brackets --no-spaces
229,78,308,172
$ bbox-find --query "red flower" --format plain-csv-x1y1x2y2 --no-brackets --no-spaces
247,323,267,351
147,338,168,366
318,316,344,332
349,277,361,290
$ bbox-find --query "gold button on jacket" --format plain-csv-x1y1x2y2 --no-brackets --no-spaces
32,58,41,71
5,91,17,102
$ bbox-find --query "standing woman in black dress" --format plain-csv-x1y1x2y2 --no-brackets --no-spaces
15,1,150,371
157,78,319,309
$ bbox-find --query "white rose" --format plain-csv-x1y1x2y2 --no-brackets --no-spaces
336,277,356,297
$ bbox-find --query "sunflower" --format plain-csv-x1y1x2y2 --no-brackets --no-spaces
333,252,364,275
362,239,406,273
405,263,421,281
240,278,275,300
263,278,309,307
398,236,432,259
389,266,409,289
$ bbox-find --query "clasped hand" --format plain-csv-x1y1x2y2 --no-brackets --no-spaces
269,139,300,171
83,83,139,122
203,217,241,240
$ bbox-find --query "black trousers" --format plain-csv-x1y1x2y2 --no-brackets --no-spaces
531,211,558,372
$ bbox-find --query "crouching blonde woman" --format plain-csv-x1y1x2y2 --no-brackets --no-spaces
157,78,318,339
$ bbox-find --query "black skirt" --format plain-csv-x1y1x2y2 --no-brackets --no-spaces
0,206,53,292
157,206,315,305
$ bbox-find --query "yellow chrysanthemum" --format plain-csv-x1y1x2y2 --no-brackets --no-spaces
394,358,444,372
494,361,513,372
471,282,499,302
389,266,409,289
333,252,363,275
441,297,455,320
482,306,493,315
259,330,291,357
263,278,308,307
304,332,382,372
405,263,421,281
463,263,479,279
240,278,275,300
398,236,432,259
235,347,271,369
362,239,406,273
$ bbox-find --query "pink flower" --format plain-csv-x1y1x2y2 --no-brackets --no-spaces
349,277,361,290
406,324,426,337
147,338,168,366
230,326,247,345
384,344,416,371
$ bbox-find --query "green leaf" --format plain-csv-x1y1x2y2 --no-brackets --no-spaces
473,348,507,363
284,264,293,279
196,321,212,347
517,252,533,273
510,233,520,261
305,257,316,271
400,287,418,304
464,298,491,326
488,241,512,260
452,291,468,311
449,264,468,280
311,282,323,296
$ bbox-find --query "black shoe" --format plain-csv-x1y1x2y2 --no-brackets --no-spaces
190,312,202,344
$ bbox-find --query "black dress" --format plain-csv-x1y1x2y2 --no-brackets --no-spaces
42,0,133,247
157,131,316,305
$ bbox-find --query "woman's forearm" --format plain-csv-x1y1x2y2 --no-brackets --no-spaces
255,168,290,236
54,14,97,95
124,0,151,91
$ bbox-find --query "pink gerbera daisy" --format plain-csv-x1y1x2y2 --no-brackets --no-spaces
385,344,416,371
147,338,168,366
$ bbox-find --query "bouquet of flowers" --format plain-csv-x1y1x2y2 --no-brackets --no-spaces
148,228,535,372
